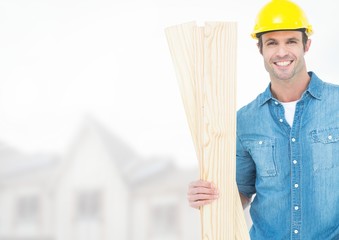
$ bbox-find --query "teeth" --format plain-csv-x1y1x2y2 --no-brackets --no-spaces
276,61,291,66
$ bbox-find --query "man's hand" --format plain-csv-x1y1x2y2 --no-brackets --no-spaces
187,180,219,209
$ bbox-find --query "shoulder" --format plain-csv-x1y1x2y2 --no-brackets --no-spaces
323,81,339,91
237,92,267,119
320,78,339,100
309,72,339,95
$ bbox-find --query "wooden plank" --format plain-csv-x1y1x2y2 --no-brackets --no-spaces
165,22,249,240
202,22,237,240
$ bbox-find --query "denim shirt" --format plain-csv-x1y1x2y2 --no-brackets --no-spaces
236,72,339,240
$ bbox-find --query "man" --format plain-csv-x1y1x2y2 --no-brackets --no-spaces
187,0,339,239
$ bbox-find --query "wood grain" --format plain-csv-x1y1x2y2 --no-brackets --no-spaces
165,22,249,240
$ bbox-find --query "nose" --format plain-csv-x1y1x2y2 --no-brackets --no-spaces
276,45,289,57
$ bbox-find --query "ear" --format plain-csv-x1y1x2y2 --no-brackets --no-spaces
305,39,311,52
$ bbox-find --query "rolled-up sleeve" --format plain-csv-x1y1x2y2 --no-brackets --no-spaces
236,134,256,199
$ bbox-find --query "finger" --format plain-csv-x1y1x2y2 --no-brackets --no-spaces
188,193,219,202
189,199,216,209
188,187,219,195
189,180,216,189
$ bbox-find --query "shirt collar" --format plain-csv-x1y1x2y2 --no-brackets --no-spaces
305,71,323,100
258,71,323,106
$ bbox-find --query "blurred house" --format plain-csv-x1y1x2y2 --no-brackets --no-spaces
0,119,200,240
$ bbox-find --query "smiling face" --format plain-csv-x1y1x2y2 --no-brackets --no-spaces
260,31,311,82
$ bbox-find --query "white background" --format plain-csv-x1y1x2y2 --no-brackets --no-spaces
0,0,338,168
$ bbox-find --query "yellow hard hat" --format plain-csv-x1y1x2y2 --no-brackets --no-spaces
251,0,313,39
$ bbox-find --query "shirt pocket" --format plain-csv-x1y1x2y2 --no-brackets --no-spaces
241,136,277,177
310,127,339,172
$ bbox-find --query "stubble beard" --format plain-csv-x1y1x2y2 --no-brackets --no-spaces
265,59,297,82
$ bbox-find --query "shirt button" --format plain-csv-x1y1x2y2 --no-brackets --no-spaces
279,119,283,123
293,160,298,164
274,101,279,105
294,230,299,234
258,141,263,145
294,184,299,188
294,206,299,210
328,135,333,140
291,138,296,142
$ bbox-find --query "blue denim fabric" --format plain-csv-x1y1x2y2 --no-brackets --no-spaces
236,72,339,240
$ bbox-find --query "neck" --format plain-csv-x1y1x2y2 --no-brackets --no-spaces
270,72,311,102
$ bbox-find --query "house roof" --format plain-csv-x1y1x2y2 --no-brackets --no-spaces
0,117,195,190
70,117,178,186
0,141,59,185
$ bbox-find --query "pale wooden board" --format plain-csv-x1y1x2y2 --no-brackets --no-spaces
165,22,249,240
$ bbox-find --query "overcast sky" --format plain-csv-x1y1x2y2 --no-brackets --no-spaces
0,0,338,169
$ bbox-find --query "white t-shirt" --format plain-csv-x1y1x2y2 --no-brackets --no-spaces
281,100,298,127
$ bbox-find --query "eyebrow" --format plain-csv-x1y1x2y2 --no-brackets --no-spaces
264,37,300,44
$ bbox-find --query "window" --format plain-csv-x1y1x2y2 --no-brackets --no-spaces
16,195,40,223
74,190,103,240
76,190,102,221
151,203,179,236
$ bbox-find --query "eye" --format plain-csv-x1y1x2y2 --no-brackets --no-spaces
287,40,298,44
266,41,276,46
